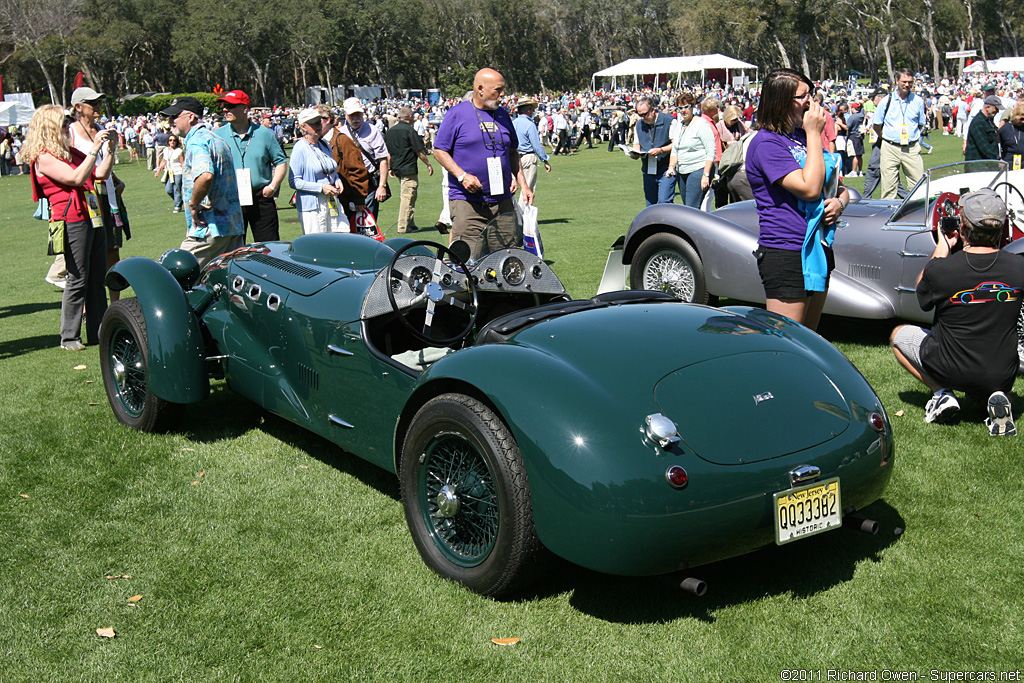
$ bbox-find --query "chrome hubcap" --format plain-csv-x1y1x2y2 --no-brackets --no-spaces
113,360,127,391
435,484,459,518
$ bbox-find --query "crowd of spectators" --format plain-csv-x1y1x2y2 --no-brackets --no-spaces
6,68,1024,275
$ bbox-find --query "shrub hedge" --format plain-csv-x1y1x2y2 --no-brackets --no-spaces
117,92,221,116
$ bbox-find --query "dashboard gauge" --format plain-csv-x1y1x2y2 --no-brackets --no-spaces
501,256,526,286
409,266,432,289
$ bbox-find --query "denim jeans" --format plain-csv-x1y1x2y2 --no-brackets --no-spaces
676,170,706,208
642,172,676,206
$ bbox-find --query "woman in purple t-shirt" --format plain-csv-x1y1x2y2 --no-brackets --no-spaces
747,69,850,331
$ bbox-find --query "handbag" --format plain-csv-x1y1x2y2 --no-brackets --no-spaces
47,200,72,256
48,220,66,256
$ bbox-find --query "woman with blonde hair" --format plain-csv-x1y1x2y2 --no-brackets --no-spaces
23,104,115,350
717,105,749,147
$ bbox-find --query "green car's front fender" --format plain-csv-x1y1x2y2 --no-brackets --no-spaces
105,257,209,404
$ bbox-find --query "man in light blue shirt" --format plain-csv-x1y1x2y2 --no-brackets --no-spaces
512,97,550,205
872,69,929,199
159,96,244,267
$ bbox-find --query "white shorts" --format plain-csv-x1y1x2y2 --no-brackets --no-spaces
892,324,929,375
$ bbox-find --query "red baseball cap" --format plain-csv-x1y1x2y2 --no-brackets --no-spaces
216,90,250,106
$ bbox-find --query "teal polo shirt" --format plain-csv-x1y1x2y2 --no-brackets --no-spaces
214,121,287,189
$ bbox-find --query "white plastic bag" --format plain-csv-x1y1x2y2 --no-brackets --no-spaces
521,203,543,258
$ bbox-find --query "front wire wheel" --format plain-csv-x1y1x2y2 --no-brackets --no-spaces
99,298,183,432
401,393,542,597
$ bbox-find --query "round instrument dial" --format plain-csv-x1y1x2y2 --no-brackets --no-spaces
501,256,526,286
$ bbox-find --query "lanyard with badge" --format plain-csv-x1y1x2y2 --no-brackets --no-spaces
474,106,505,195
897,98,912,145
309,139,340,216
645,115,661,174
1011,125,1024,170
232,126,255,206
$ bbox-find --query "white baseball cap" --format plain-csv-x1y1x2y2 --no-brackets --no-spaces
343,97,364,115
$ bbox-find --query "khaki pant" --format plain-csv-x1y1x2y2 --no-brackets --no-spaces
879,140,923,199
451,198,519,260
520,153,539,195
180,233,245,269
397,174,418,232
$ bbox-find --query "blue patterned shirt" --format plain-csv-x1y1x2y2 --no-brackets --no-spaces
183,124,244,239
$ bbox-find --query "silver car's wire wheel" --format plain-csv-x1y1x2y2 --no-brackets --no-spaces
642,249,697,300
630,233,708,304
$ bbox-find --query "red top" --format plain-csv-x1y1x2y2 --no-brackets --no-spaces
32,149,94,223
701,113,724,163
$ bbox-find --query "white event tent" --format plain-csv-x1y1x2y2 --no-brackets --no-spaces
964,57,1024,73
592,54,758,90
0,101,34,126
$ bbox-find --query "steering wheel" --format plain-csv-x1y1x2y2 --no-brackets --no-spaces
990,181,1024,244
386,240,479,346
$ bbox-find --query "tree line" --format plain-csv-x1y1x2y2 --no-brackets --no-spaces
1,0,1021,108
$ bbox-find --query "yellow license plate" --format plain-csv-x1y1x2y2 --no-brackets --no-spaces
773,477,841,545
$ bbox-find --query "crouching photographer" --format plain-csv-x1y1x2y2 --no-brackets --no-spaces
891,188,1024,435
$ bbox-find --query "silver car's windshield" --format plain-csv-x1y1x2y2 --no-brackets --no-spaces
891,160,1008,224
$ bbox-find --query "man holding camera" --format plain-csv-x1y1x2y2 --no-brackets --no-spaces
890,189,1024,435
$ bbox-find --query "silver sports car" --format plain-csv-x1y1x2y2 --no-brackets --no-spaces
599,161,1024,326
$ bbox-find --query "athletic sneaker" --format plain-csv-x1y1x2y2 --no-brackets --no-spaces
924,389,960,423
44,275,66,290
985,391,1016,436
60,340,86,351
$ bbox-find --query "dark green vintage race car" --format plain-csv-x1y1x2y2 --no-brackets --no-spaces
99,232,894,597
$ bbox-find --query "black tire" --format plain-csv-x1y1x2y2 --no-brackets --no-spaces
400,393,541,598
99,298,183,432
629,232,709,304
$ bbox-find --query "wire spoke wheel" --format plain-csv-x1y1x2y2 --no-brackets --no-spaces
642,248,697,300
420,431,499,566
401,393,542,597
99,298,183,432
630,233,708,304
108,325,147,417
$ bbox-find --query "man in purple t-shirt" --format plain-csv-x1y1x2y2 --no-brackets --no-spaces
433,68,533,259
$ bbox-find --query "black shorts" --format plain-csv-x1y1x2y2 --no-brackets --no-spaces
754,245,834,299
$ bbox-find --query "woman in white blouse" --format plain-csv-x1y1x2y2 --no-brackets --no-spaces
154,134,184,212
288,108,346,234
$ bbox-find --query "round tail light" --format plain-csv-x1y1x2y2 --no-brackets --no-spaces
869,412,885,432
665,465,688,489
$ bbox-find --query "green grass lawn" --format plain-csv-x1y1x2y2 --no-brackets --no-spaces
1,136,1022,682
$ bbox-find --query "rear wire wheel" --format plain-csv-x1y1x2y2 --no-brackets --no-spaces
400,393,541,597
